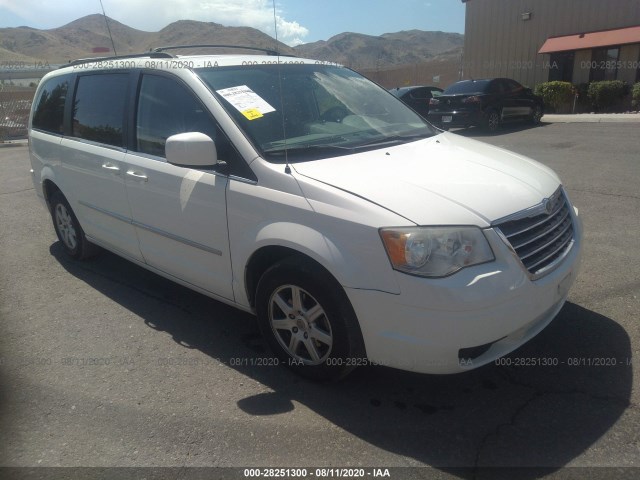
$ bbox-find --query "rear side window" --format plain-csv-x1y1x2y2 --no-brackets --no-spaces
444,80,491,95
72,74,129,147
504,79,523,93
32,75,70,134
489,80,504,94
410,88,429,100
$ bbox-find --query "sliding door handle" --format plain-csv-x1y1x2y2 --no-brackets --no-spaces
101,162,120,174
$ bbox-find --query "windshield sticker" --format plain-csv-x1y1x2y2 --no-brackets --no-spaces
241,108,263,120
216,85,275,120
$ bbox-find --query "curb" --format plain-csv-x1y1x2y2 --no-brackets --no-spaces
542,114,640,124
0,139,28,148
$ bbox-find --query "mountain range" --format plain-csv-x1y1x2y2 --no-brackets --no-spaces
0,15,463,87
0,15,295,63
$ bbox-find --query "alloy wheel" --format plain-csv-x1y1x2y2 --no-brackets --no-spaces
487,111,500,131
55,203,78,250
532,105,543,124
268,284,333,365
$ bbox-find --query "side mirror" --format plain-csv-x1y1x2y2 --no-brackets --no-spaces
165,132,218,168
524,88,533,95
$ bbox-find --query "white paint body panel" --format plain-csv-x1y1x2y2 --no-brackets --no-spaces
123,151,234,301
293,132,561,226
59,138,144,261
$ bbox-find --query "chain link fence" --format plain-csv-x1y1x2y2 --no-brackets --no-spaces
0,84,35,141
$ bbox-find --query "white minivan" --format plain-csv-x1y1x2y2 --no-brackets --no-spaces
29,48,582,380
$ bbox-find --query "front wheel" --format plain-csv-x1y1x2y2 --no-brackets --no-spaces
255,257,365,381
530,104,543,124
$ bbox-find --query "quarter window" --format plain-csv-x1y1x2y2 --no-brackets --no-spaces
32,75,70,134
72,74,128,147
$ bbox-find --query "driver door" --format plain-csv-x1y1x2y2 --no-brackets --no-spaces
123,72,234,300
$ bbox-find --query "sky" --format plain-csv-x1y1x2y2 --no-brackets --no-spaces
0,0,466,46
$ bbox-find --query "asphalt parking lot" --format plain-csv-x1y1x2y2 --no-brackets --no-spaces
1,122,639,479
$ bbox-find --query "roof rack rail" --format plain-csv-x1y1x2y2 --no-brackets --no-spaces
66,52,174,68
152,44,283,56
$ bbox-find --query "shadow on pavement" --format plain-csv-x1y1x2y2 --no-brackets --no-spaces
51,243,632,478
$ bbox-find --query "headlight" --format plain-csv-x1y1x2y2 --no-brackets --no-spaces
379,226,494,278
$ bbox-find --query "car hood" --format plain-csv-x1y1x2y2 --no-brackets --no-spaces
292,132,561,227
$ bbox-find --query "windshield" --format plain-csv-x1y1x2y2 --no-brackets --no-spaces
443,80,491,95
196,64,437,162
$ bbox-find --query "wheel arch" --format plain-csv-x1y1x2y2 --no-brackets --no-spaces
42,177,62,212
247,244,368,364
238,221,399,308
245,245,340,310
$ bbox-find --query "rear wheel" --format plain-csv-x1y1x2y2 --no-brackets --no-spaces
256,257,365,381
50,191,99,260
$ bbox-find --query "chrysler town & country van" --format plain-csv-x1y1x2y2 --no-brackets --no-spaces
28,48,582,379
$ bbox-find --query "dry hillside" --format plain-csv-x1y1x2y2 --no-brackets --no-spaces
0,15,463,88
0,14,294,63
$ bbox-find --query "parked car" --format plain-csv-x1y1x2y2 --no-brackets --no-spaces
389,86,443,118
29,49,580,380
427,78,544,131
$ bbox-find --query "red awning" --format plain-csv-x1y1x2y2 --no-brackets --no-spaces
539,25,640,54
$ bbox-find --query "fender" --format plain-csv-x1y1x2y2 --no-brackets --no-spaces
233,221,401,309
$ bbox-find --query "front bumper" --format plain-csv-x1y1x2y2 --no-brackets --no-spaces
345,212,583,374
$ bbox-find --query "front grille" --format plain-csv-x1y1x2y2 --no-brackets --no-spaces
495,188,574,278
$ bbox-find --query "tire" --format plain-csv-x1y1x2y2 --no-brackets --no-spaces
255,257,365,381
484,109,501,132
530,104,543,125
50,191,99,260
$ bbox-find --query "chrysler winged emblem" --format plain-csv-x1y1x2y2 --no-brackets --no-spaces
545,189,563,215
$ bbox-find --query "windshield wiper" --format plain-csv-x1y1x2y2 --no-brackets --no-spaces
263,144,354,161
354,131,434,149
263,144,355,155
262,131,433,161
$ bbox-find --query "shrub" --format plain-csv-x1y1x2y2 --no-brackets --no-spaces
587,80,625,111
534,81,575,112
632,82,640,109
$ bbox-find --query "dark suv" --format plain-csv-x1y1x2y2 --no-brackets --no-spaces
427,78,544,131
